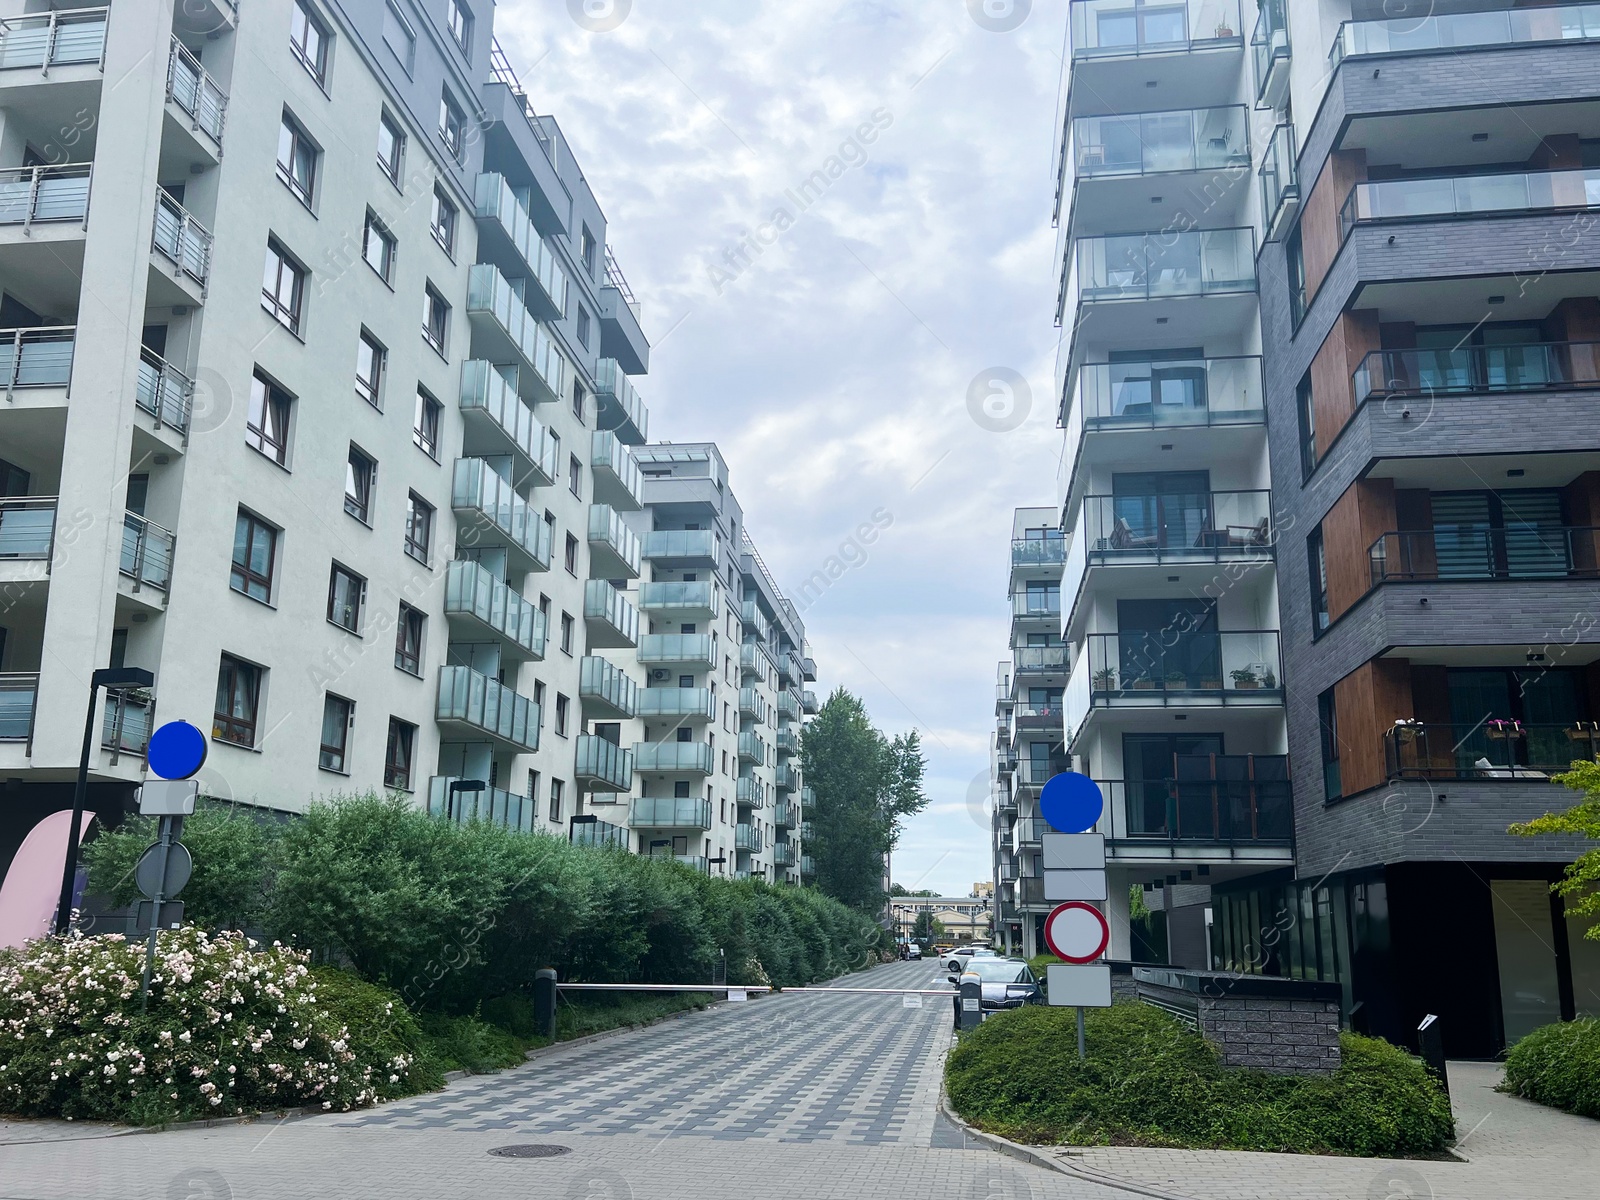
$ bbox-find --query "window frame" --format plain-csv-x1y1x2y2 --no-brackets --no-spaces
362,210,397,285
413,387,442,460
290,0,330,87
345,446,375,525
385,716,417,791
214,654,263,749
447,0,472,57
327,562,367,634
262,239,306,335
356,329,386,409
246,371,293,467
377,111,406,187
276,111,318,209
405,490,434,565
395,603,425,675
1308,526,1330,637
319,693,353,773
422,283,449,356
576,305,591,349
554,693,569,737
430,186,457,257
230,509,278,605
381,0,417,74
438,90,466,162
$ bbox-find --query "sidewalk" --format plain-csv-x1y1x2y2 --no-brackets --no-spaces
1041,1062,1599,1200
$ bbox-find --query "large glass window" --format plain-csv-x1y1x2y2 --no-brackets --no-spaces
247,372,292,465
276,112,317,207
1308,527,1329,635
327,563,365,632
319,694,352,772
261,240,305,334
385,717,415,790
1317,688,1341,801
230,510,277,603
290,0,329,85
1111,470,1212,550
214,655,262,748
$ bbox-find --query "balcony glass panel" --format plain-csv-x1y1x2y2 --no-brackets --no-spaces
738,731,766,765
1012,818,1047,846
459,360,557,482
453,458,551,569
772,842,795,867
1258,123,1299,238
0,497,56,559
582,578,640,645
119,513,174,590
0,163,91,226
436,665,538,751
466,263,568,402
1387,722,1600,780
0,9,108,68
1010,590,1061,618
637,633,714,666
636,687,715,719
0,674,38,742
735,823,762,852
594,357,649,443
572,817,630,849
1011,536,1066,568
775,764,798,791
427,777,532,831
1251,0,1291,101
633,742,714,774
740,598,770,639
1070,105,1248,179
587,503,642,576
1353,342,1600,404
642,529,719,561
473,173,569,315
1,326,74,391
1079,490,1272,560
445,560,546,657
1370,527,1600,586
590,430,643,509
134,347,194,434
152,188,212,282
579,656,638,718
737,776,766,808
1332,4,1600,65
1069,228,1257,305
1342,168,1600,239
639,580,716,612
629,796,712,828
576,734,633,791
801,689,819,713
1086,630,1282,697
773,801,796,828
166,37,227,144
1012,646,1070,672
1067,356,1263,439
1070,0,1243,59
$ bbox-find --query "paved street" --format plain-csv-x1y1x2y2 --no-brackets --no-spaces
2,961,1597,1200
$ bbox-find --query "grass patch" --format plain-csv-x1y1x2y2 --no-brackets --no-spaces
556,991,714,1039
1502,1017,1600,1118
945,1002,1454,1156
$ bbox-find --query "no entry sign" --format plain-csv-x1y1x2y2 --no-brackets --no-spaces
1043,901,1110,965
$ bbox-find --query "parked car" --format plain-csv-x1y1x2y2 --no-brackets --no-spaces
940,945,996,973
906,944,922,960
948,958,1042,1027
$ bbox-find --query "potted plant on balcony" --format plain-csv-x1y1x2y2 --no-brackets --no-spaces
1262,668,1278,689
1215,21,1235,38
1164,669,1189,690
1130,672,1159,691
1230,667,1260,690
1092,667,1117,691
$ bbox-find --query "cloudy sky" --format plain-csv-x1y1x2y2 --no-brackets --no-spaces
497,0,1068,896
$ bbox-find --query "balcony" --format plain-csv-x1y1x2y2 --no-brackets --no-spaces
1067,1,1245,114
1370,527,1600,589
737,776,767,809
633,742,714,776
772,842,795,868
1341,168,1600,243
1250,0,1290,107
576,734,634,792
0,9,107,73
582,578,639,649
800,855,815,876
134,347,193,436
590,431,643,511
1386,722,1600,782
1012,819,1047,848
587,504,642,579
656,854,709,873
101,689,154,759
150,188,212,292
1015,759,1069,791
740,643,770,680
738,731,766,766
1073,491,1272,582
1013,646,1070,674
637,633,715,670
0,163,90,233
427,777,532,830
1,326,74,398
579,656,638,720
635,686,715,722
801,785,816,806
473,173,569,320
775,763,798,792
118,513,174,594
735,823,763,853
629,796,712,829
1012,537,1066,571
776,691,801,723
1331,4,1600,67
1010,591,1061,622
777,651,796,685
600,248,650,375
773,801,797,829
1257,123,1300,243
453,458,551,572
572,816,630,850
166,37,227,152
740,597,770,640
1099,759,1292,851
459,361,557,487
738,687,769,724
466,263,567,405
775,727,799,756
445,560,546,661
1353,342,1600,409
801,689,819,714
594,357,648,445
639,580,716,620
1063,227,1256,324
1084,630,1283,707
641,528,719,569
436,665,539,753
802,655,817,681
1013,703,1065,731
0,497,55,561
0,674,37,746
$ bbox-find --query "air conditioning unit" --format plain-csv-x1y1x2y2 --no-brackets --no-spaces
651,669,671,681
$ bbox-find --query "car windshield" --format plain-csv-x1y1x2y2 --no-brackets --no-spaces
963,960,1029,983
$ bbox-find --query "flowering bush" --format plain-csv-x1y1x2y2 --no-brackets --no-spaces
0,929,430,1124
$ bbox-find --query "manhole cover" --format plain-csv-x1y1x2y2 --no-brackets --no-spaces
487,1144,572,1159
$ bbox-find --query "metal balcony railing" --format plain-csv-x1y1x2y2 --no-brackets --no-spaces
166,37,227,145
1100,758,1292,843
0,7,108,70
1258,123,1300,241
1012,646,1070,672
1370,527,1600,588
151,188,212,284
1,326,75,394
0,163,91,229
1085,630,1282,699
459,360,557,484
1010,591,1061,618
1066,227,1257,310
1251,0,1291,104
1331,3,1600,67
0,673,39,746
102,688,154,759
1012,537,1066,568
134,346,193,434
0,497,56,560
1078,491,1272,561
1066,355,1264,437
445,559,547,659
629,796,712,829
119,513,174,591
1068,104,1249,183
1353,342,1600,406
1386,721,1600,781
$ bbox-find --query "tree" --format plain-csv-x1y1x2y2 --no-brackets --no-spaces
1510,760,1600,938
800,689,930,915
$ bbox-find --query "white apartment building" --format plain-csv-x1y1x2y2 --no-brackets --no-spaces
0,0,812,886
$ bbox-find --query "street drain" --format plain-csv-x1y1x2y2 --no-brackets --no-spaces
488,1144,572,1159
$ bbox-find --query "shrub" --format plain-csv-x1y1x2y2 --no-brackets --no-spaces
1503,1017,1600,1118
0,930,422,1124
412,1012,529,1075
945,1002,1454,1155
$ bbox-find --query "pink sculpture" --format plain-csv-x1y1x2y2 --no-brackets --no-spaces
0,810,97,950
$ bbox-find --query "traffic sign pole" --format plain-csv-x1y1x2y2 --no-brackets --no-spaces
136,721,207,1006
1039,773,1113,1061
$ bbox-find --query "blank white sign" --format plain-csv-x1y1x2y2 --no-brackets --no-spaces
1047,963,1112,1008
1043,868,1108,901
1042,832,1105,869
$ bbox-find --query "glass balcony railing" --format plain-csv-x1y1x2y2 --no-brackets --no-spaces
151,188,212,284
101,688,154,757
1012,537,1066,568
1070,0,1243,60
1065,228,1257,313
1011,819,1048,847
741,643,773,679
427,777,532,831
776,691,801,722
445,560,547,658
467,263,568,403
638,633,714,667
1014,703,1065,727
0,673,39,744
1016,759,1070,788
735,823,763,852
119,513,174,591
453,458,551,570
459,361,557,484
639,580,716,613
1386,721,1600,781
134,346,193,434
0,497,56,560
0,8,107,69
775,727,799,756
772,842,795,868
773,801,797,829
582,579,640,646
658,853,710,873
1068,105,1249,183
579,656,638,718
0,163,91,228
641,528,719,563
587,503,642,577
1,326,75,393
1100,759,1292,842
629,796,712,828
1010,591,1062,619
1077,491,1272,562
590,430,643,511
801,786,816,806
1342,167,1600,241
1013,646,1070,672
1063,356,1264,446
166,37,227,146
632,742,714,775
1369,527,1600,587
576,734,634,792
800,855,815,875
740,597,770,640
1258,123,1300,242
1332,4,1600,67
473,172,569,317
1085,630,1282,700
436,665,539,751
636,687,715,720
1251,0,1291,104
737,776,767,808
801,689,819,714
594,357,649,444
1353,342,1600,405
775,764,798,792
738,731,766,765
572,816,630,849
738,687,768,723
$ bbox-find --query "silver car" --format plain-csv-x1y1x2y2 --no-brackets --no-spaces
949,958,1042,1026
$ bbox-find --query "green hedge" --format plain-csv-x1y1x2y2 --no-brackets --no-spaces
945,1002,1455,1155
1503,1017,1600,1118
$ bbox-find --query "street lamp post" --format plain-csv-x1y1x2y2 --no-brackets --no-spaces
54,666,156,935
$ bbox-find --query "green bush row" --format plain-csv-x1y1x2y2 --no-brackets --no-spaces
1502,1017,1600,1118
945,1002,1455,1156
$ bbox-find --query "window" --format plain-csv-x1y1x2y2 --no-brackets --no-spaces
564,533,579,574
581,226,597,276
327,563,366,632
533,679,546,725
246,372,292,465
568,454,582,498
560,612,574,654
345,447,374,523
385,717,416,790
422,284,449,354
290,0,329,85
1295,370,1317,479
674,780,690,799
447,0,472,55
571,380,586,424
439,91,465,161
262,240,305,334
320,694,352,772
405,492,433,564
277,112,317,207
1318,688,1341,802
549,778,564,822
430,187,457,256
413,388,441,458
1308,527,1329,636
395,603,425,674
230,510,277,603
576,306,591,349
377,113,405,185
1286,223,1308,328
381,1,416,73
355,331,385,409
362,211,396,284
526,770,540,817
214,655,262,748
554,694,569,736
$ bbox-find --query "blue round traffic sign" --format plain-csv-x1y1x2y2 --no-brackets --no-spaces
1039,772,1103,834
148,720,207,781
